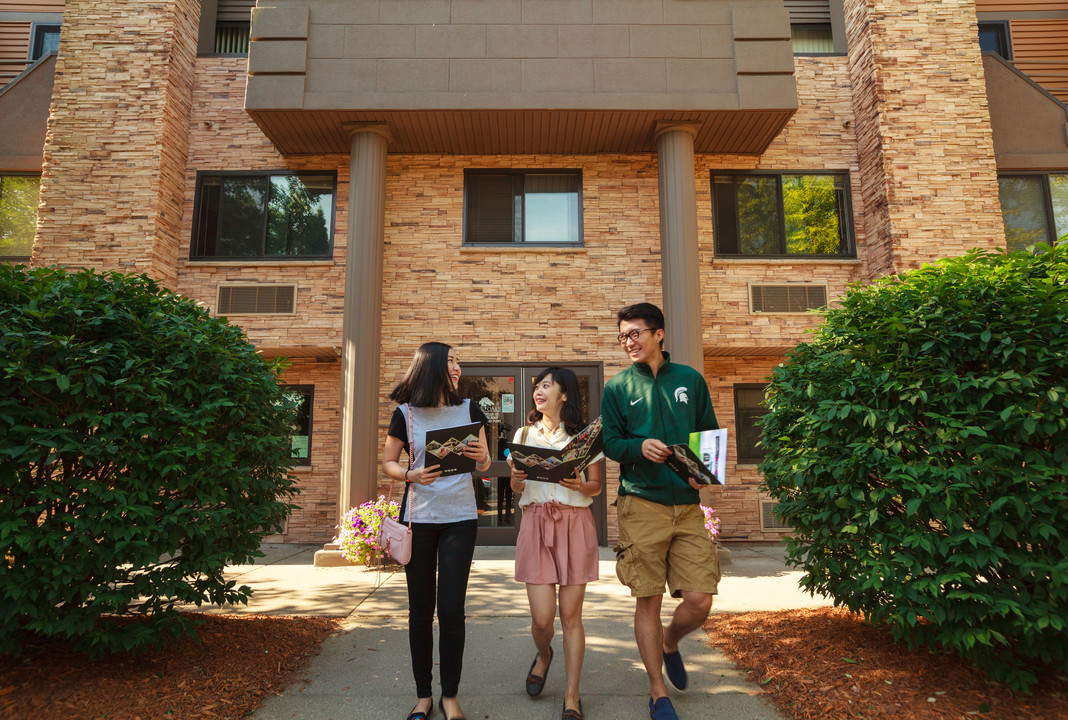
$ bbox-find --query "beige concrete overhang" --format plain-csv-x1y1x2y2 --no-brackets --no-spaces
0,53,56,171
243,0,798,156
983,53,1068,170
256,345,341,360
704,345,796,358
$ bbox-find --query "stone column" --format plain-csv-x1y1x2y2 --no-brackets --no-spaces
32,0,201,288
843,0,1003,279
654,123,705,373
337,125,391,524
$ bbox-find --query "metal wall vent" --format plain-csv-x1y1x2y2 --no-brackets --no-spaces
750,284,827,313
759,500,793,532
785,0,832,24
217,284,296,315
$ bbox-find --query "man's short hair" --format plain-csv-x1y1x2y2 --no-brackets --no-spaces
617,302,664,332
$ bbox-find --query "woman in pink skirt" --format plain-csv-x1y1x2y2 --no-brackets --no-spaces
508,367,603,720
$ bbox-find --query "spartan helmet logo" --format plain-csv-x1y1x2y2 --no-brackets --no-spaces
674,387,689,405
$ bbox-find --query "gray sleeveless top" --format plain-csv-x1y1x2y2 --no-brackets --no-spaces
400,400,479,524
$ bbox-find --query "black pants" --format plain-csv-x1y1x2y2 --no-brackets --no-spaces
404,519,478,699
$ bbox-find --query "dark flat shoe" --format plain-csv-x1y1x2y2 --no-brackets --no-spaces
438,697,466,720
405,701,434,720
562,699,584,720
524,646,553,697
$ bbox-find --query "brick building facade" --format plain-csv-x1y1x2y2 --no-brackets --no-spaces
3,0,1067,548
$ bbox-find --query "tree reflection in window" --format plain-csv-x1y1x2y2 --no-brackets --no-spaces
712,172,853,257
0,175,40,259
193,173,334,259
998,174,1068,251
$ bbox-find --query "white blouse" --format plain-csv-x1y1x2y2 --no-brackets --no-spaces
509,420,603,509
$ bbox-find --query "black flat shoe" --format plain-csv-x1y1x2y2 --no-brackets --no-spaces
405,703,433,720
438,697,467,720
562,699,584,720
524,646,553,697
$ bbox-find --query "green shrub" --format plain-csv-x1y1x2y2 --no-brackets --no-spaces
0,265,300,656
759,246,1068,691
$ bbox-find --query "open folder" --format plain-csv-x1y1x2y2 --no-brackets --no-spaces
664,428,727,485
423,421,482,476
506,416,603,484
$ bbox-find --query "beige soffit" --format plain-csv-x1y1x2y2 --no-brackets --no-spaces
704,345,797,358
242,1,798,157
0,53,56,171
983,53,1068,170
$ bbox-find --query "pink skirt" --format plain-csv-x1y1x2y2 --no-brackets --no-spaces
514,502,599,586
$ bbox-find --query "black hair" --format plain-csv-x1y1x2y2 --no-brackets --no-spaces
389,341,462,408
526,366,585,436
617,302,665,349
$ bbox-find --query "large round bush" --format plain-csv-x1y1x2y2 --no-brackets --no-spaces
0,266,300,655
760,247,1067,690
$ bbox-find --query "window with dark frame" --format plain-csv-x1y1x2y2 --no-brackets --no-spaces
791,24,834,54
997,173,1068,250
787,0,835,55
977,21,1012,60
29,23,61,61
711,172,855,258
205,0,253,56
0,174,41,260
191,173,335,259
464,170,582,245
283,385,313,466
734,384,769,464
214,22,250,55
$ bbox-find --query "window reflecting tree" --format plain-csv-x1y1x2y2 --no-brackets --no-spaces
0,176,41,258
783,175,843,255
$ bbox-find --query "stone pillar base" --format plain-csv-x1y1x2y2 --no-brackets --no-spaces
313,547,355,567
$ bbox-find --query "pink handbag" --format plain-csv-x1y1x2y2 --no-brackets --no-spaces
378,406,415,565
378,511,412,565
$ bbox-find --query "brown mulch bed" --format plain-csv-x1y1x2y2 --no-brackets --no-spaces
0,614,340,720
704,608,1068,720
5,608,1066,719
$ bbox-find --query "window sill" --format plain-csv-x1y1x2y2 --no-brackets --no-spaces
461,244,587,253
185,258,335,267
713,257,861,265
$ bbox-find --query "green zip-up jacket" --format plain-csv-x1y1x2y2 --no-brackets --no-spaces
603,352,719,506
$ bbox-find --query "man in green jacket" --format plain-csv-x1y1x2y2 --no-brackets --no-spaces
602,302,721,720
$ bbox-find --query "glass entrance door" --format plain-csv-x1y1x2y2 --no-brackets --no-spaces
455,367,519,545
456,363,605,546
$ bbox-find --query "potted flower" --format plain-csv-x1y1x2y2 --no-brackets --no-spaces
337,495,401,566
700,504,721,541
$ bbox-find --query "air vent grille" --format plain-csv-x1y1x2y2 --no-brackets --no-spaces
785,0,831,23
217,284,296,315
760,500,793,532
750,284,827,313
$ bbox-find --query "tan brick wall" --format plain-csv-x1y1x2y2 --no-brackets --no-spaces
176,58,346,354
33,0,201,289
378,153,666,547
844,0,1005,278
176,57,876,545
697,56,869,347
42,4,1010,545
703,356,787,542
266,359,342,544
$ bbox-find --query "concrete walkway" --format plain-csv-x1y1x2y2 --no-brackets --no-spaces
192,543,832,720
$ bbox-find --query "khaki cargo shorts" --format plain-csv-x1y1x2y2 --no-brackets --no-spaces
614,494,721,598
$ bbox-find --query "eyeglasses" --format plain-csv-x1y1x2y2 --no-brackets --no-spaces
617,328,656,345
